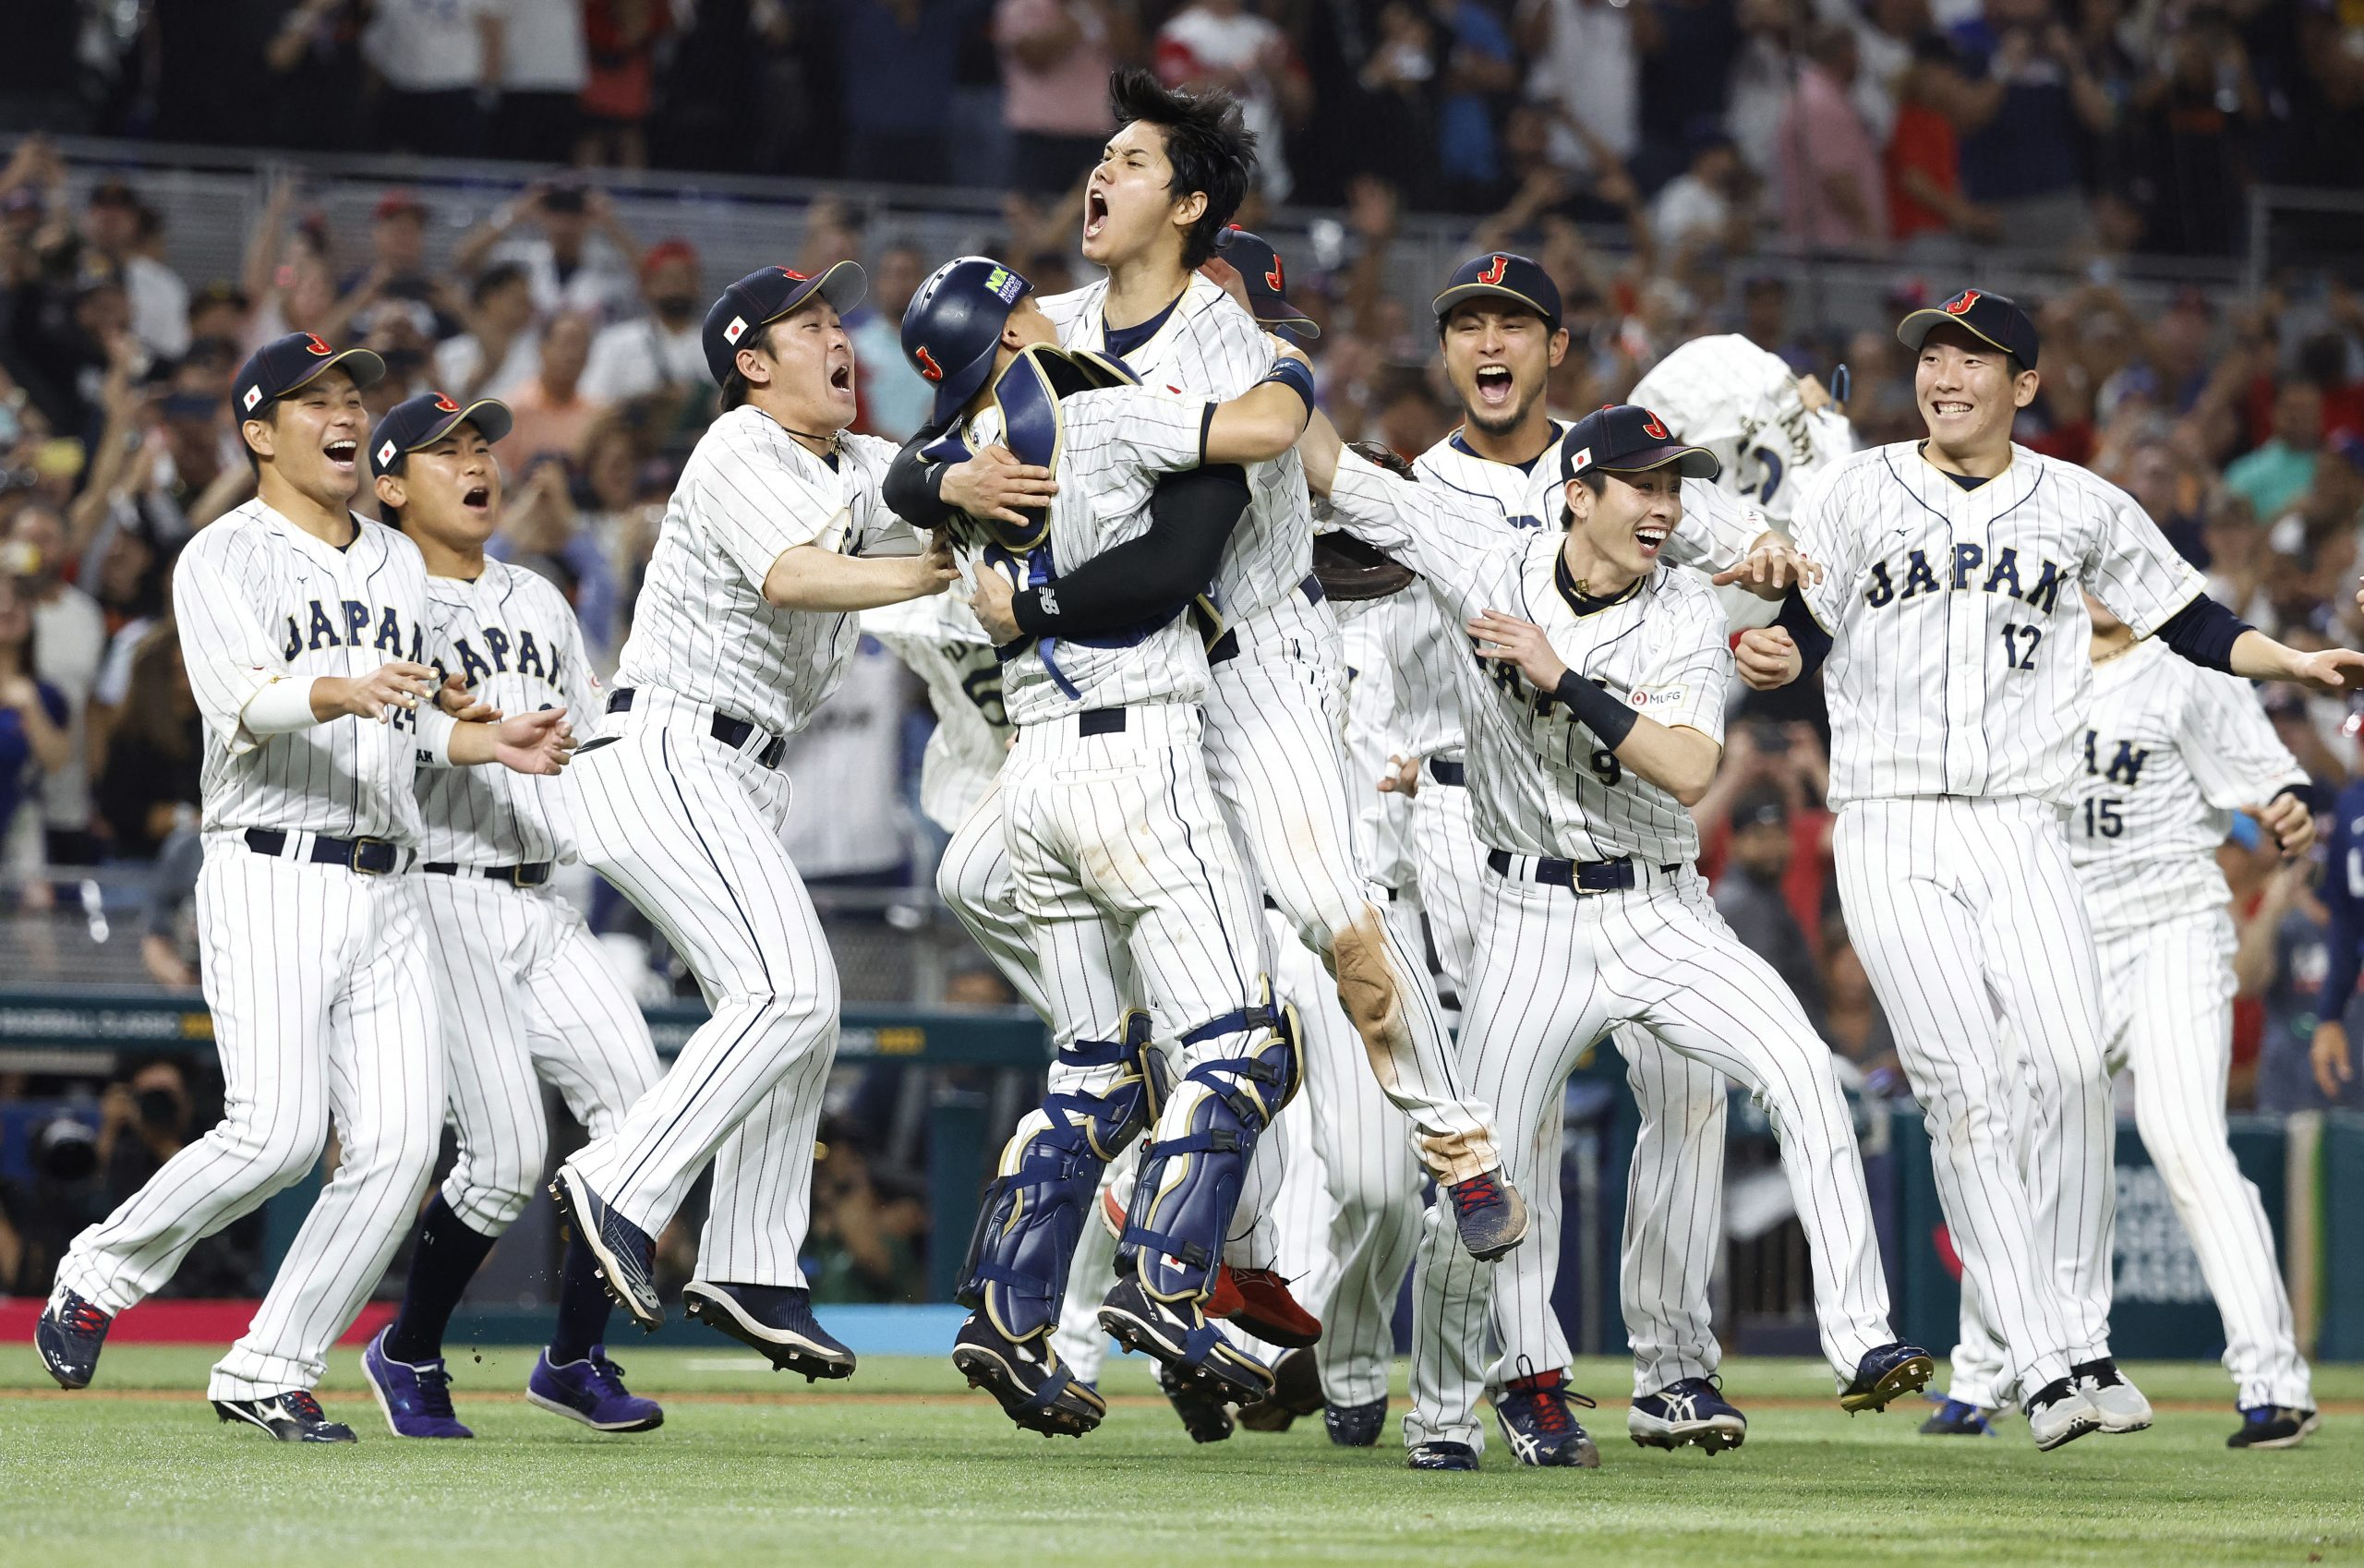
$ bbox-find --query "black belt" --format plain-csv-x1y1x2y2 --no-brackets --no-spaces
422,861,552,887
1208,576,1323,667
244,828,401,875
1078,708,1126,737
1428,757,1466,788
607,687,785,770
1486,848,1680,894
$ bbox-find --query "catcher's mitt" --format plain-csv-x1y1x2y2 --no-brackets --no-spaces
1311,442,1419,601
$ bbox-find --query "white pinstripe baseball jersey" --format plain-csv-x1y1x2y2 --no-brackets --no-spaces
2068,635,2306,936
612,407,911,738
413,558,604,867
1041,274,1312,623
1629,333,1854,527
1329,449,1731,864
955,384,1216,725
174,498,453,840
1791,441,2206,809
862,594,1010,833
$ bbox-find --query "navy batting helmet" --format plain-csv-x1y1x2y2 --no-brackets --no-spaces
902,257,1034,430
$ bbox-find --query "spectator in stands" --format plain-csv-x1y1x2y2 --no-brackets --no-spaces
2129,6,2261,258
995,0,1129,198
93,1056,262,1294
2225,380,2323,527
7,504,103,868
501,310,607,471
345,190,459,342
1430,0,1519,200
1819,921,1900,1084
453,182,640,323
1712,786,1825,1024
1777,24,1888,255
1948,0,2117,257
435,262,541,401
0,574,66,910
1650,127,1750,256
581,238,706,406
141,824,202,987
80,181,189,364
1517,0,1637,201
363,0,504,158
805,1114,927,1303
579,0,670,169
2237,841,2355,1113
262,0,372,151
839,0,1001,186
1157,0,1311,203
847,241,935,443
1886,34,1997,261
93,625,198,861
497,0,589,164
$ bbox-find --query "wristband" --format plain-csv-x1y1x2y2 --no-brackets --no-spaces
1261,356,1316,424
1550,669,1638,750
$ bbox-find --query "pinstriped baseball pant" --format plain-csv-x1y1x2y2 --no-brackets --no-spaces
1834,794,2113,1404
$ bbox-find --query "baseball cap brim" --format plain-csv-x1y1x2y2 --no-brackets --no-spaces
1433,281,1561,331
413,397,514,453
1895,308,2017,362
282,347,388,402
1597,443,1722,482
778,259,867,328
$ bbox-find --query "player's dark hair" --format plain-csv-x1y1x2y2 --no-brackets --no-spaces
718,318,782,413
1107,66,1256,270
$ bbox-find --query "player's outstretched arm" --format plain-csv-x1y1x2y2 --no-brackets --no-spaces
2147,591,2364,693
971,466,1251,645
446,706,578,774
1710,533,1824,599
1466,609,1722,804
1200,349,1318,466
763,532,959,611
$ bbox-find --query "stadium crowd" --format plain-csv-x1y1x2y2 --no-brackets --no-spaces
6,0,2364,1306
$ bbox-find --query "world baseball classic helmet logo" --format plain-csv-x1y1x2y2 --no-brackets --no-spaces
914,346,944,383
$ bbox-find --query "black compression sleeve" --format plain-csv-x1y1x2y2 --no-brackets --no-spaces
1775,588,1834,676
2156,593,2253,673
883,429,958,528
1550,669,1640,750
1011,465,1250,637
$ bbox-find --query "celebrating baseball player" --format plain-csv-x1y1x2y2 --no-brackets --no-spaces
1764,287,2364,1450
1299,404,1931,1473
1929,594,2319,1450
549,262,957,1380
923,68,1530,1269
36,334,575,1441
894,253,1321,1433
355,392,666,1439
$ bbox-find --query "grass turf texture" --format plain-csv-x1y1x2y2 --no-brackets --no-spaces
4,1350,2359,1567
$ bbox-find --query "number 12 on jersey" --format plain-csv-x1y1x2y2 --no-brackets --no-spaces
2000,621,2043,670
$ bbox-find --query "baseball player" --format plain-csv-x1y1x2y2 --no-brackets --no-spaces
35,334,574,1441
923,68,1531,1263
549,262,958,1380
894,255,1321,1432
1765,287,2364,1450
1298,404,1930,1473
1928,595,2319,1450
1383,258,1816,1462
1629,332,1853,536
353,392,666,1438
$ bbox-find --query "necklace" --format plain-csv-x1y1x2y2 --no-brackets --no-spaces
2091,637,2140,669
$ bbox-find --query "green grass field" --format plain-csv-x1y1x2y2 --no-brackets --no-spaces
3,1347,2358,1567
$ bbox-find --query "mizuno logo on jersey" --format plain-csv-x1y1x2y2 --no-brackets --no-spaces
283,599,425,663
2081,730,2149,785
1861,545,2065,613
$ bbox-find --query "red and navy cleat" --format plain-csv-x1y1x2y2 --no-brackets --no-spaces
34,1286,110,1391
1494,1368,1601,1467
1445,1168,1529,1261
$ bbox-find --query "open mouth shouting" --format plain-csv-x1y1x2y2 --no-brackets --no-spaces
1083,188,1110,244
461,483,491,513
322,438,359,473
1635,521,1670,559
1473,364,1515,411
829,361,853,392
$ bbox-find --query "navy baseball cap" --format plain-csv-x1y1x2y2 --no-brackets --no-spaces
1560,404,1721,485
1212,225,1319,338
233,332,385,421
702,260,867,389
369,392,514,478
902,256,1035,428
1897,286,2041,370
1433,252,1563,334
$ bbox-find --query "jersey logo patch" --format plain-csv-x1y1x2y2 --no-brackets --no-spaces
1630,686,1683,708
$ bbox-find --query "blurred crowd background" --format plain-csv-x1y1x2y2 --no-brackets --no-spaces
5,0,2364,1309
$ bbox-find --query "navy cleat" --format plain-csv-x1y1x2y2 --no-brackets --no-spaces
35,1286,110,1390
527,1346,665,1432
362,1327,472,1439
681,1280,854,1381
1098,1272,1275,1405
1494,1368,1602,1467
1444,1168,1529,1261
950,1314,1104,1438
2227,1405,2320,1450
1918,1394,1996,1437
1324,1397,1389,1448
1159,1361,1236,1442
1839,1341,1936,1413
1236,1346,1325,1432
1629,1376,1747,1454
212,1390,356,1442
549,1165,662,1332
1407,1440,1479,1471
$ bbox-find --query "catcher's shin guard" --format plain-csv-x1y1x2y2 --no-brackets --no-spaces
1119,985,1303,1304
959,1011,1164,1342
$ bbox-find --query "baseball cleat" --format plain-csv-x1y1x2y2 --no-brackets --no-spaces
362,1326,473,1439
1918,1394,1996,1437
1630,1376,1747,1453
950,1314,1104,1438
1158,1361,1236,1442
681,1281,854,1381
527,1346,665,1432
1208,1267,1321,1349
2025,1377,2103,1452
1236,1346,1326,1432
2227,1405,2320,1450
1839,1342,1936,1413
1494,1368,1602,1467
549,1165,662,1332
1407,1440,1479,1471
1445,1168,1529,1261
1098,1273,1275,1405
1324,1398,1389,1448
35,1286,110,1391
212,1390,356,1443
2071,1357,2153,1433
